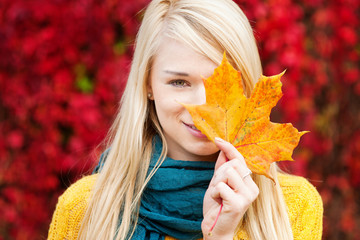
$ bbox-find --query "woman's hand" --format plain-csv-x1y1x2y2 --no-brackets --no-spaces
202,137,259,239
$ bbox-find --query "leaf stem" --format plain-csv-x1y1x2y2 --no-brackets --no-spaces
208,202,223,235
208,157,228,235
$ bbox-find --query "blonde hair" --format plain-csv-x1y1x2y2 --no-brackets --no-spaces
79,0,293,239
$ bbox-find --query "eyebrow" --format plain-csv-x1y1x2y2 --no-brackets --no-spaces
164,70,189,77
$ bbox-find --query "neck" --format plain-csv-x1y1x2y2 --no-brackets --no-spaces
167,150,219,162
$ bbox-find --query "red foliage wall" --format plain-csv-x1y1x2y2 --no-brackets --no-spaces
0,0,359,239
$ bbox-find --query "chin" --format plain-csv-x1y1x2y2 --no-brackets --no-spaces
190,145,219,160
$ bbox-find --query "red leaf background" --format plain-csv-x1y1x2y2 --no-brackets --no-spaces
0,0,359,239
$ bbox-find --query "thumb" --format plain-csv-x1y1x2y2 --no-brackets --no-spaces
215,150,227,171
214,137,239,160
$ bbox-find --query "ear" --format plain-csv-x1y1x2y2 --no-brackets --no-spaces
147,79,154,100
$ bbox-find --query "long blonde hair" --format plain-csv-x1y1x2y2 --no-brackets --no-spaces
79,0,293,239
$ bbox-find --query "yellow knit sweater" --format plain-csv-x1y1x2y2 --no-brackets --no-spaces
48,174,323,240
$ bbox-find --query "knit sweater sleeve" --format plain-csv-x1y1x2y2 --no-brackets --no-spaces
279,174,323,240
48,175,97,240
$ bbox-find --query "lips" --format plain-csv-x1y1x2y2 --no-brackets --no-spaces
183,122,208,138
186,123,199,130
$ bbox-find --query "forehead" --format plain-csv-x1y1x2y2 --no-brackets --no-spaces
152,38,217,77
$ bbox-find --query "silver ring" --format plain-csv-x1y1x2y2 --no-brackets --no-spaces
242,169,252,180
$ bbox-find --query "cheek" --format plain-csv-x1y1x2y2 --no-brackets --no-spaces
154,97,184,121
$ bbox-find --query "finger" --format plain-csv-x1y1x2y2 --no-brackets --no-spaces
214,150,227,171
227,162,257,195
212,163,257,196
214,138,255,187
211,159,259,196
229,163,256,193
214,157,250,184
211,182,254,211
210,181,237,204
211,165,238,187
214,137,246,165
241,171,259,196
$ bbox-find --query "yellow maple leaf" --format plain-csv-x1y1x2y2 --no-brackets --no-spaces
182,54,308,181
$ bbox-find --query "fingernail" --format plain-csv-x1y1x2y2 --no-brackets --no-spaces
215,137,226,143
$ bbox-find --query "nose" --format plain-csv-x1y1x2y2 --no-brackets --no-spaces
191,83,206,105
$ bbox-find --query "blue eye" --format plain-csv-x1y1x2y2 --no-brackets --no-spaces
169,79,190,87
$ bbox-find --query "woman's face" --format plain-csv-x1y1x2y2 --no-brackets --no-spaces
149,38,219,162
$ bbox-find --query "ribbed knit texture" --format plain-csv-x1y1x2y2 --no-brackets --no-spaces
48,174,323,240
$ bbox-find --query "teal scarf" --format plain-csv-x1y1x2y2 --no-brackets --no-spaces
94,136,216,240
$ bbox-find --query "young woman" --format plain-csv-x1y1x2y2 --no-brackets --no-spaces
48,0,323,239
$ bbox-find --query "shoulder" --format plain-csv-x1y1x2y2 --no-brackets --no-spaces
48,174,98,240
278,173,322,207
60,174,97,205
55,174,97,216
278,174,323,240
